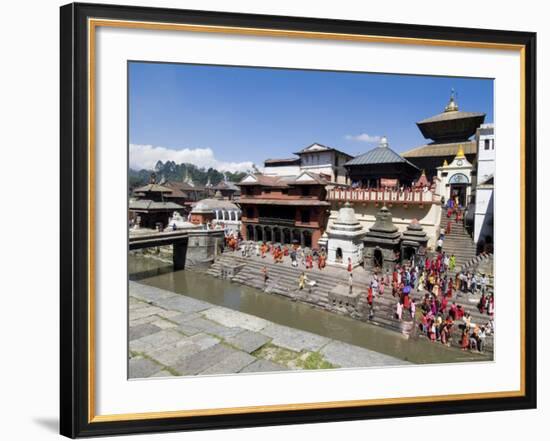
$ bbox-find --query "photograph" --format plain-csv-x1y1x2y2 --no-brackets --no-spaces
127,62,496,379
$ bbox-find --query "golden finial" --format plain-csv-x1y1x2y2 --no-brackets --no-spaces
442,159,448,167
455,144,465,159
444,89,459,112
421,169,426,175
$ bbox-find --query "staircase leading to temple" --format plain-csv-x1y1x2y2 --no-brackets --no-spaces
439,210,477,270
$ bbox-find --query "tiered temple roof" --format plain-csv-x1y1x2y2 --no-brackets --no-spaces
364,205,401,246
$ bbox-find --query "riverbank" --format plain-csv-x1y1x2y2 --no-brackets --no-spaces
129,281,409,378
130,253,491,364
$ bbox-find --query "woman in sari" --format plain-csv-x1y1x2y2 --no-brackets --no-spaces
449,254,456,272
461,329,469,350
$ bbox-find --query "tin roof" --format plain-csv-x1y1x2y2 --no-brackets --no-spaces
129,200,184,210
344,146,419,169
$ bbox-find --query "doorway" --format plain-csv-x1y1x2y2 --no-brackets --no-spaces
373,249,383,268
450,184,467,208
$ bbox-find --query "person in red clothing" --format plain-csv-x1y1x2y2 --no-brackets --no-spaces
306,254,313,269
460,329,469,350
449,302,458,320
347,257,353,273
367,287,373,307
440,295,448,314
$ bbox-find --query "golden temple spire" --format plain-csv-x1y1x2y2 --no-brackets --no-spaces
444,89,459,112
442,159,448,167
455,144,465,159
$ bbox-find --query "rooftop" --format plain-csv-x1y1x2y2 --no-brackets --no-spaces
416,94,486,142
191,197,240,213
264,158,301,166
402,140,476,159
238,171,332,188
133,183,173,194
293,142,353,159
129,200,184,211
344,137,419,169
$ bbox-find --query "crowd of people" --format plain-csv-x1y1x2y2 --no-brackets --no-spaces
364,250,494,352
223,230,494,353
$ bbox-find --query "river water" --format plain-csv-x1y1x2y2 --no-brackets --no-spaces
129,254,489,364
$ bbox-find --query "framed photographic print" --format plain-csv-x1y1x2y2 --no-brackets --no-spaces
60,2,537,438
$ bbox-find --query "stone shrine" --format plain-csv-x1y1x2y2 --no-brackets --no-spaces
327,202,366,267
363,205,401,270
400,219,428,263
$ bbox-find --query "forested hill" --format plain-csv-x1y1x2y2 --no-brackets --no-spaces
129,160,249,189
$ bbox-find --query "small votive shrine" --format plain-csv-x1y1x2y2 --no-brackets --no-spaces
363,205,401,270
327,202,366,267
400,219,428,263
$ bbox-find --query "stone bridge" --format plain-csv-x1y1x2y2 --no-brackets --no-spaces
129,231,190,270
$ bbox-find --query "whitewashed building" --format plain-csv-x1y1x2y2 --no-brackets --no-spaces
295,143,353,185
327,202,366,267
436,145,474,208
473,124,495,243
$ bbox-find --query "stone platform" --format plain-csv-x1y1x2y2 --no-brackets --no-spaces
129,281,409,378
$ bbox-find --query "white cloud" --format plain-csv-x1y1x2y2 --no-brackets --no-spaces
344,133,381,143
129,144,254,173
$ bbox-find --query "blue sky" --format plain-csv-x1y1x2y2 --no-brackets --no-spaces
129,62,493,172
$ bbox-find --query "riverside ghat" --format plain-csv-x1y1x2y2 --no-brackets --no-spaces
129,94,495,373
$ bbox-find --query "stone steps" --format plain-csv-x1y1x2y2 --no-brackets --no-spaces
214,254,417,335
204,253,493,353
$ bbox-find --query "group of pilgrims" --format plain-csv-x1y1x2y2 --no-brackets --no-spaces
230,235,329,270
223,231,494,353
367,251,494,352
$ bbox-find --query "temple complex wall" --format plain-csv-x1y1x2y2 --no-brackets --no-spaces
328,203,442,249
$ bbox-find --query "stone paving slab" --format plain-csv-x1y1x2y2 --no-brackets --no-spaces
259,323,330,353
130,282,179,304
202,307,269,332
224,330,271,353
130,329,185,354
129,323,162,341
239,359,289,373
150,370,173,378
150,318,178,330
170,312,203,325
130,314,161,327
129,357,163,378
320,341,408,367
154,296,212,314
172,344,241,376
129,305,166,321
147,333,220,367
200,351,256,375
183,317,245,339
128,282,409,379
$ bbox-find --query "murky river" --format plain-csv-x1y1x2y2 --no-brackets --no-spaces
129,255,489,364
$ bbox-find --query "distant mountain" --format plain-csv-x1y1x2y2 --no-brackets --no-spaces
129,160,249,190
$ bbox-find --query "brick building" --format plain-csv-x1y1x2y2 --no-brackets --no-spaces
237,171,331,248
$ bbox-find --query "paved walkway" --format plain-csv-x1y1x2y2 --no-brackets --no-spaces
129,281,409,378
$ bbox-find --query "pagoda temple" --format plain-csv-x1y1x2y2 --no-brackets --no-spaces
402,92,486,177
344,136,420,187
129,173,185,229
